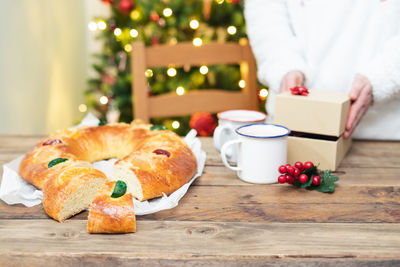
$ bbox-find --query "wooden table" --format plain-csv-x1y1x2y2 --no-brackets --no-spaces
0,136,399,266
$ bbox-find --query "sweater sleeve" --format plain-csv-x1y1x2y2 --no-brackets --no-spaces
357,35,400,103
244,0,307,93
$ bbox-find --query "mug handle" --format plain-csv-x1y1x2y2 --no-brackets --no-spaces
221,139,242,171
213,125,234,156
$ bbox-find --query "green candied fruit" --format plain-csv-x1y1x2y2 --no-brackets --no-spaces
111,180,127,198
48,158,68,168
98,120,107,126
150,125,167,131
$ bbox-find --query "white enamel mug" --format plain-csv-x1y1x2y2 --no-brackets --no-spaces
213,110,267,163
220,123,290,184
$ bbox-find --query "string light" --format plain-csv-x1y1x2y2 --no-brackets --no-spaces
130,29,138,38
88,21,97,31
124,44,132,52
227,25,237,35
167,67,177,77
189,19,199,29
113,28,122,36
163,8,173,17
193,37,203,47
78,104,87,113
199,65,208,75
130,10,140,20
145,69,153,78
172,121,180,129
176,86,185,96
169,37,178,45
259,88,269,100
97,20,107,30
239,80,246,88
100,96,109,105
239,38,248,45
217,0,224,4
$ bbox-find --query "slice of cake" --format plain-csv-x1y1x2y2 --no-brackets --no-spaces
42,161,107,222
87,180,136,234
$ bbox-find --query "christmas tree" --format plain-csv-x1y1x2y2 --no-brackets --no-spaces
85,0,268,135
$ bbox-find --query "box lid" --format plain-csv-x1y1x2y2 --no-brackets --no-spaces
274,90,350,137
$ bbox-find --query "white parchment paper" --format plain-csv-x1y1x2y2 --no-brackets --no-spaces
0,114,206,215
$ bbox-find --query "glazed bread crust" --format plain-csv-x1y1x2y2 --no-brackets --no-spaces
112,130,197,201
87,181,136,234
42,164,107,222
19,123,197,202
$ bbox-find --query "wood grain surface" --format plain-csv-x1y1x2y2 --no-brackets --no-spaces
0,135,399,266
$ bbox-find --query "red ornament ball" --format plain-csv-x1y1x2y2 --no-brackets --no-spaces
102,74,116,85
150,13,160,22
189,112,217,137
118,0,134,14
101,0,113,5
231,0,239,4
151,36,159,46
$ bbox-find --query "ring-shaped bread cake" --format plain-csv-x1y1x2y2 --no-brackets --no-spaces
19,123,197,222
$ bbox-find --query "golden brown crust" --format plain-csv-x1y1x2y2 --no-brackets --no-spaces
19,144,77,189
43,166,107,222
20,123,197,206
87,181,136,234
115,131,197,200
19,123,149,189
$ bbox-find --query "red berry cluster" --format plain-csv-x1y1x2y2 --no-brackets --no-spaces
290,86,309,96
278,161,321,185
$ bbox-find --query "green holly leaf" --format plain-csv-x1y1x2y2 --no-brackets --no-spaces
98,120,106,126
48,158,68,168
292,179,302,188
314,170,339,193
150,125,167,131
111,180,127,198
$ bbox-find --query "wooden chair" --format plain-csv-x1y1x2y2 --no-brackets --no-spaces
131,40,259,123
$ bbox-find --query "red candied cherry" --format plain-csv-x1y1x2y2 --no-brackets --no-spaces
285,164,291,169
153,149,171,157
299,174,308,184
294,161,304,171
278,165,287,174
293,168,301,177
286,175,295,184
312,176,321,186
278,175,287,184
286,166,295,175
43,139,62,146
304,161,314,169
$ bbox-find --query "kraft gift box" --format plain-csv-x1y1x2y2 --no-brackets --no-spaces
274,90,352,170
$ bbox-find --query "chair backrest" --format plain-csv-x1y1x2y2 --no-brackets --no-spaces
131,40,259,122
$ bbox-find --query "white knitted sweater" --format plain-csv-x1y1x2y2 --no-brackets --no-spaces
245,0,400,140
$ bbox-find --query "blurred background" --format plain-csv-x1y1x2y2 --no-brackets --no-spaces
0,0,267,136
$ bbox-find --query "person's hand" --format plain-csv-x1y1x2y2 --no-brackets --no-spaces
280,70,305,92
344,74,373,139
